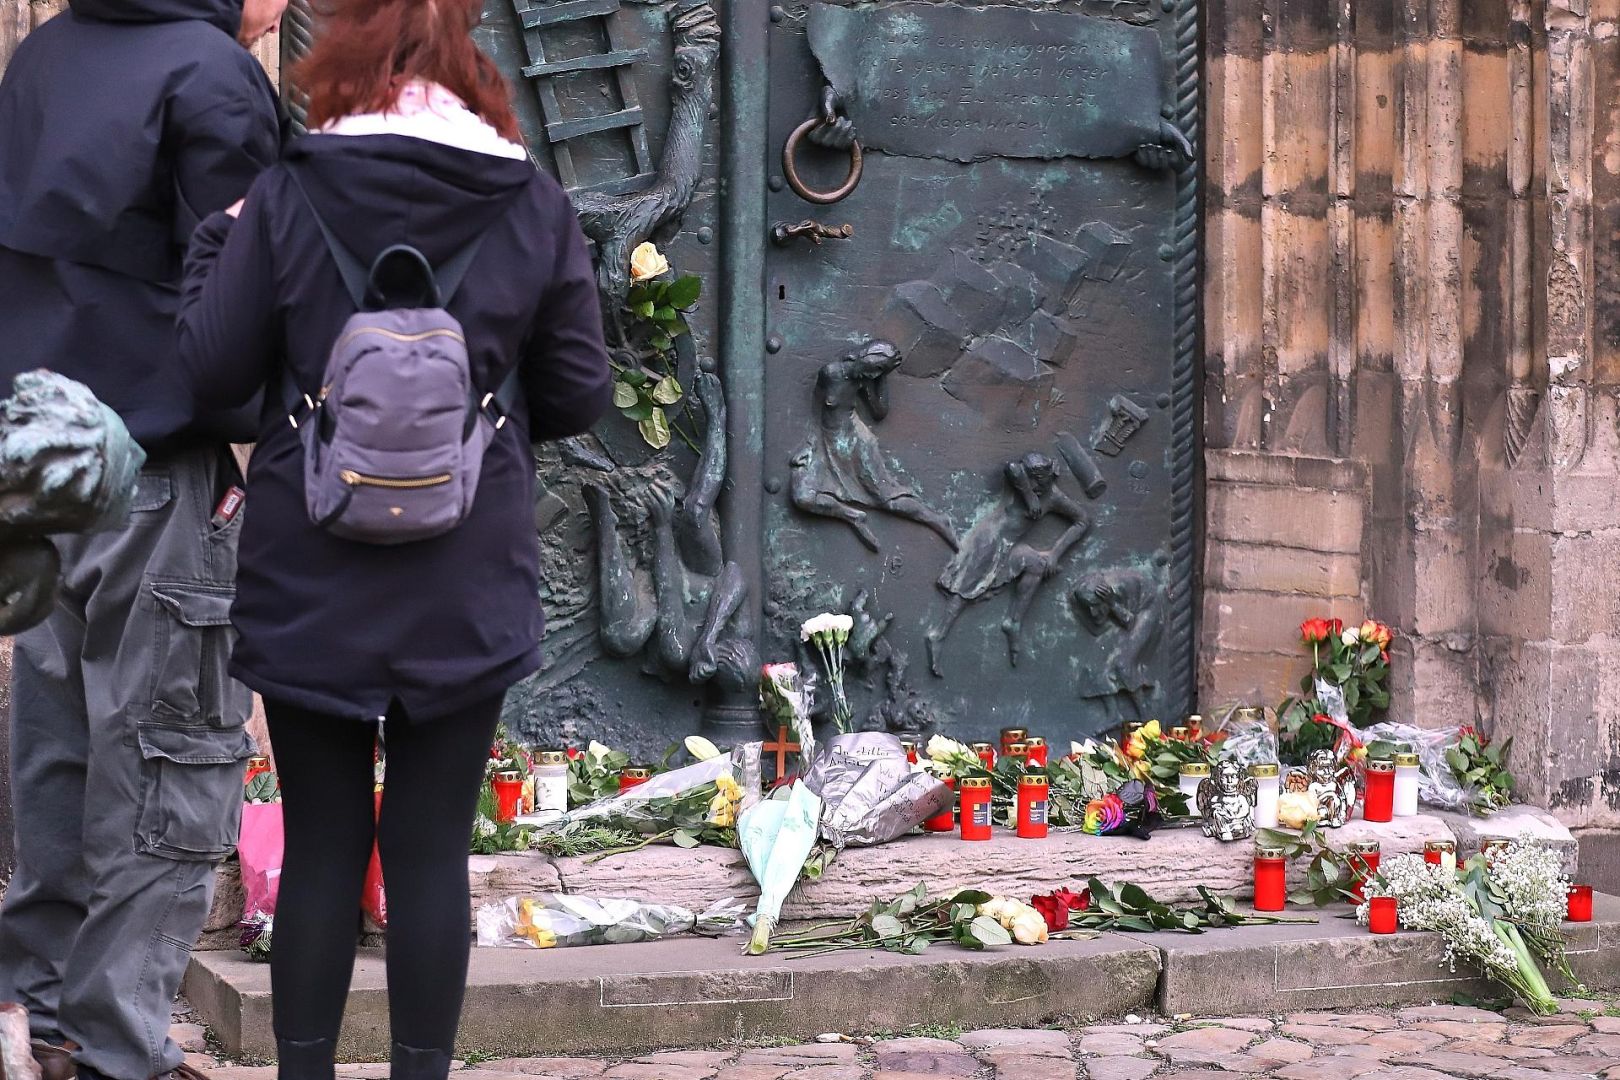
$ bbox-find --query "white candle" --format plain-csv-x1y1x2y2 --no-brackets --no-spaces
533,750,569,821
1179,762,1209,807
1250,762,1280,828
1394,752,1420,817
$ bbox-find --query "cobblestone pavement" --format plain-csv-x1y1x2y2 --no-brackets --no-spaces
178,998,1620,1080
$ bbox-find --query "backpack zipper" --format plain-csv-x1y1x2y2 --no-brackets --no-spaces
339,470,453,489
333,326,467,352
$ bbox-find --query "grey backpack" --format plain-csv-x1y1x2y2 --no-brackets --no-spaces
283,175,519,545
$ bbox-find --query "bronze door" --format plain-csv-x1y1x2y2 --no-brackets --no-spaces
288,0,1200,751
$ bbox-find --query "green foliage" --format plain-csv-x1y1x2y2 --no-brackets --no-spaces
771,884,1012,957
469,783,533,856
1447,728,1515,812
616,274,703,449
243,770,280,804
567,742,632,807
1068,878,1311,934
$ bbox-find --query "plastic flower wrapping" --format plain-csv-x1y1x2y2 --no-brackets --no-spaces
476,894,746,950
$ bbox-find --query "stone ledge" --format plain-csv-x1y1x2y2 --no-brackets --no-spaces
1205,449,1369,493
206,814,1477,949
185,932,1162,1061
184,892,1620,1061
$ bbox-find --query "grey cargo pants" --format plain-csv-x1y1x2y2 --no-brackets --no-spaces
0,446,254,1080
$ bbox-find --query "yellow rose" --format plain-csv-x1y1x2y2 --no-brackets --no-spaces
630,242,671,282
1126,720,1162,760
1277,791,1320,830
1010,906,1049,945
708,791,736,828
715,774,742,802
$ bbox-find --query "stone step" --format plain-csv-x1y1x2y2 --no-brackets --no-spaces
184,892,1619,1063
206,807,1574,949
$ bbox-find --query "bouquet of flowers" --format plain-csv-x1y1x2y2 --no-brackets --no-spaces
1356,846,1572,1013
568,740,634,807
761,661,815,766
523,745,762,859
1032,879,1317,934
1072,721,1210,816
769,884,1043,957
801,612,854,733
1447,725,1516,813
476,894,745,950
239,912,273,963
1282,617,1394,734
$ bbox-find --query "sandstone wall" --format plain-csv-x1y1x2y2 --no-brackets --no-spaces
1203,0,1620,831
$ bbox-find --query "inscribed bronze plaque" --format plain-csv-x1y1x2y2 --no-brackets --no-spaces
806,2,1164,163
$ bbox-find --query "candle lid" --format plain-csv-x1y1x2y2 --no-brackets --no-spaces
1234,707,1263,722
537,749,568,766
1025,736,1046,747
970,742,995,752
1255,843,1286,858
1249,762,1280,778
1395,752,1420,767
1480,838,1511,852
960,776,993,790
247,755,271,768
1006,742,1030,756
495,770,523,782
1179,762,1211,777
1000,727,1027,740
1018,773,1049,787
1423,839,1456,852
899,739,918,751
621,766,654,780
1170,727,1190,739
1367,758,1396,773
1186,714,1204,727
1346,840,1381,854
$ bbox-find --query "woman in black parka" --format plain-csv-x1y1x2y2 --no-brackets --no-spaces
176,3,611,1078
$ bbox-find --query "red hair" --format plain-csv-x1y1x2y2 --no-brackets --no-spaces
295,0,523,144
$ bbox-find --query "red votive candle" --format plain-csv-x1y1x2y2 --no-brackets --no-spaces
971,742,996,770
1005,741,1030,767
924,778,956,832
618,766,652,792
492,770,524,823
1346,840,1381,903
959,777,993,841
999,728,1027,757
1368,896,1398,934
1025,736,1048,767
1254,844,1287,912
900,739,919,765
1567,885,1594,923
1362,759,1395,822
1017,774,1049,839
1423,839,1456,870
245,755,271,781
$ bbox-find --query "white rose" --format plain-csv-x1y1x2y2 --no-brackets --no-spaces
1071,739,1098,757
800,612,852,642
1342,628,1361,647
978,897,1020,925
1011,905,1049,945
629,242,671,282
1277,791,1320,830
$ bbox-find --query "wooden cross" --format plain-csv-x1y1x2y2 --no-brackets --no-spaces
763,725,802,780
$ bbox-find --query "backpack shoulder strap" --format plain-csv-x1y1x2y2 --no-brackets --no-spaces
287,169,370,309
432,231,488,307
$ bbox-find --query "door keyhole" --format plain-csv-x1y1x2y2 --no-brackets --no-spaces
779,284,787,301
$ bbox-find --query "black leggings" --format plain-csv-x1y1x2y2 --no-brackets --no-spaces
265,697,503,1053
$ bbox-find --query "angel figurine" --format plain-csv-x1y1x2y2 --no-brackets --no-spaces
1197,759,1257,841
1284,748,1358,828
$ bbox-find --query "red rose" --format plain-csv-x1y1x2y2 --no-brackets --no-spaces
1300,618,1330,644
1328,618,1344,637
1031,893,1069,932
1054,886,1090,913
565,747,583,761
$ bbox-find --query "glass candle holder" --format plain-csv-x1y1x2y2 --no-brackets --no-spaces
924,778,956,832
1368,896,1398,934
1567,884,1594,923
899,739,919,765
1017,774,1049,839
1346,840,1381,904
1480,838,1511,864
533,749,569,820
999,728,1027,757
1179,762,1210,804
1250,763,1280,829
1423,839,1457,872
1187,714,1204,740
1254,844,1287,912
959,777,993,841
492,770,524,823
1170,726,1190,741
1025,736,1048,768
1393,752,1420,817
1363,759,1395,822
971,742,997,770
619,766,653,792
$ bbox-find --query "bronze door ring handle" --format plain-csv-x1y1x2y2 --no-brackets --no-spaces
783,116,864,205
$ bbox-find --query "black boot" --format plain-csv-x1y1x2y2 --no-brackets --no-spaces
275,1037,336,1080
389,1043,452,1080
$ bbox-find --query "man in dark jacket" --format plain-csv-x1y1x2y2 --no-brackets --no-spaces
0,2,283,1080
